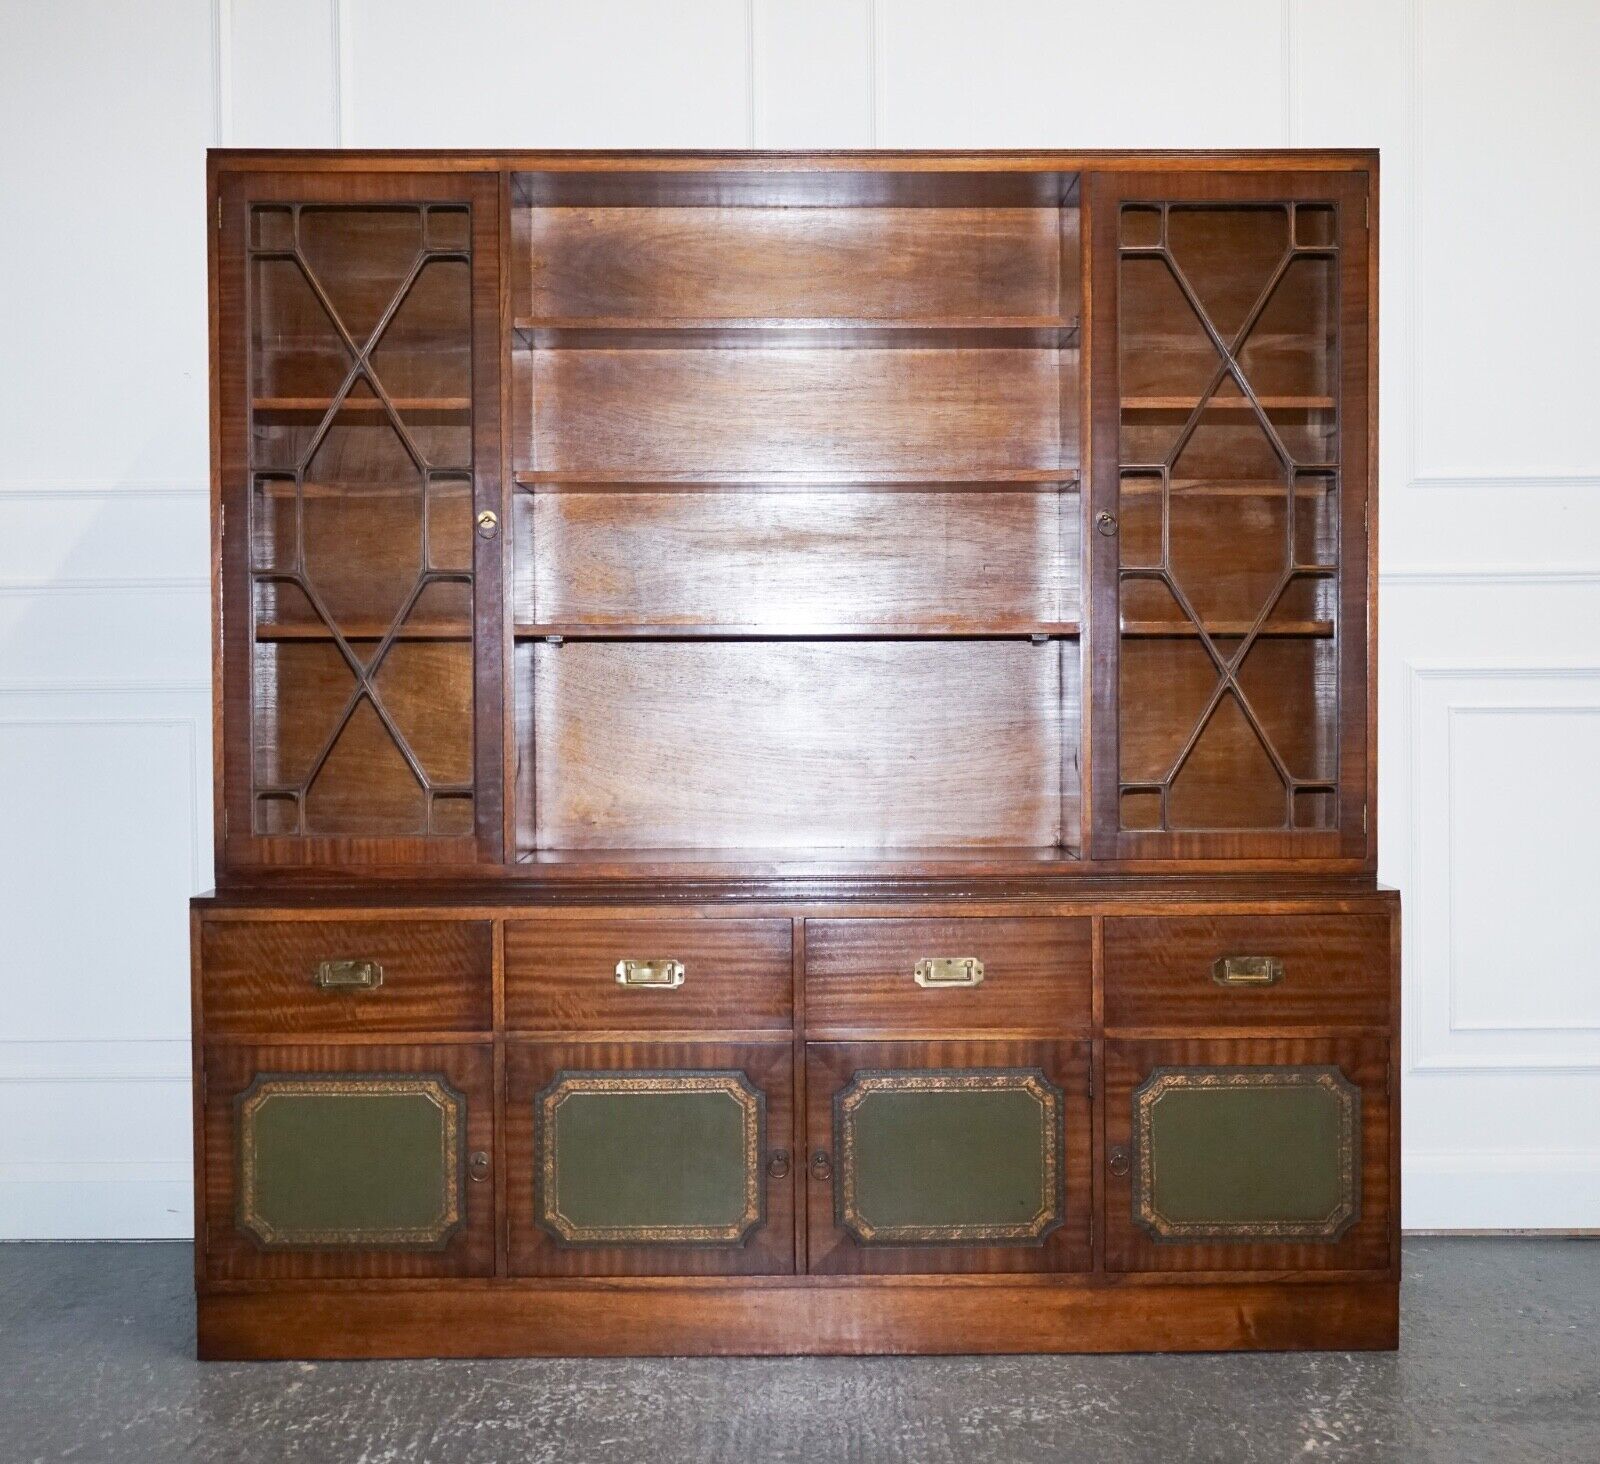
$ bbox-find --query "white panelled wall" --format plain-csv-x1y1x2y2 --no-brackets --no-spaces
1,0,1597,1235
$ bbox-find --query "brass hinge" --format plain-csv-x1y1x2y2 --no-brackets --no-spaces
1087,1066,1095,1100
216,196,222,230
222,809,228,838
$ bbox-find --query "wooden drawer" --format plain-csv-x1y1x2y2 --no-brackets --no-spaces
1103,914,1392,1030
504,918,792,1032
199,919,493,1035
804,918,1091,1034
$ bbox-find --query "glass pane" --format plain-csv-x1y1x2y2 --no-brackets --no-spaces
245,199,475,840
1115,197,1340,837
535,1071,764,1245
1132,1066,1358,1240
237,1075,464,1248
835,1069,1064,1245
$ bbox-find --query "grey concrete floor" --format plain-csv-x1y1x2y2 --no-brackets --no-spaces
0,1240,1595,1463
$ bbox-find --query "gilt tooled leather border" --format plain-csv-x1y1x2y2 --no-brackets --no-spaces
1131,1064,1360,1243
235,1072,466,1251
534,1070,766,1247
834,1068,1065,1247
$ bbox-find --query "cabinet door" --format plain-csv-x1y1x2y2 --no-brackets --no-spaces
1103,1038,1391,1272
216,171,503,867
806,1041,1091,1275
507,1041,795,1276
201,1043,495,1280
1087,170,1371,862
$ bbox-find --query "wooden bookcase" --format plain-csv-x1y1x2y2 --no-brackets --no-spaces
195,150,1397,1358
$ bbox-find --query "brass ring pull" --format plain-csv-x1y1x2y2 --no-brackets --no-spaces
468,1151,491,1182
809,1149,833,1182
1107,1145,1131,1178
615,958,685,989
475,509,499,540
314,959,382,991
1211,955,1284,987
766,1149,791,1181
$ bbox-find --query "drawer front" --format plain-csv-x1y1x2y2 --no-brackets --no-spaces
1103,1038,1392,1273
200,920,493,1035
505,919,791,1032
805,918,1091,1034
507,1040,794,1276
202,1042,495,1281
1103,914,1392,1030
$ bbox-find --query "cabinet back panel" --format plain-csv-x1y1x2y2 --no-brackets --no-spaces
525,641,1065,850
518,349,1062,477
517,489,1078,630
522,207,1065,320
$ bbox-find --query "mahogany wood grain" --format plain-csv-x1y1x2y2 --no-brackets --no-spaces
804,918,1091,1035
200,918,493,1034
1102,913,1391,1030
521,206,1064,320
805,1039,1091,1276
517,348,1065,478
198,1276,1398,1358
516,488,1079,634
201,1042,495,1281
526,641,1065,852
1102,1036,1391,1274
505,1039,794,1277
504,917,791,1032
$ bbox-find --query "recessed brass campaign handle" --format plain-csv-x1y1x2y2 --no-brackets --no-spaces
314,959,383,992
616,958,686,989
914,957,985,989
1211,955,1284,987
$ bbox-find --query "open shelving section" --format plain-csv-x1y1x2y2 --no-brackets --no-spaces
507,168,1083,867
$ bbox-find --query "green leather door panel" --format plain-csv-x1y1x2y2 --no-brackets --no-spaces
236,1074,464,1249
536,1071,765,1245
1133,1066,1359,1241
835,1069,1064,1245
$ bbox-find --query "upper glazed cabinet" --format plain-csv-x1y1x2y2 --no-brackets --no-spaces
1088,171,1370,862
211,161,1373,877
216,172,503,866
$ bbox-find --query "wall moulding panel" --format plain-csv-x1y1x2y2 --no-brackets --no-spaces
1406,664,1600,1073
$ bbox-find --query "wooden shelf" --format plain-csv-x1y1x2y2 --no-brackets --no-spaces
252,479,472,499
514,316,1080,349
255,620,471,642
1121,395,1335,411
1121,478,1337,498
513,469,1078,491
252,396,471,417
515,622,1080,641
517,845,1083,872
1121,619,1334,638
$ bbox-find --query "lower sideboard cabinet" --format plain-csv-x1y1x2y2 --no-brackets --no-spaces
505,1040,796,1276
804,1041,1093,1275
1101,1038,1393,1273
201,1042,496,1280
